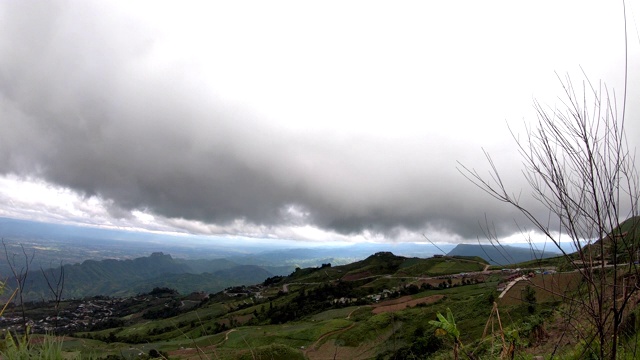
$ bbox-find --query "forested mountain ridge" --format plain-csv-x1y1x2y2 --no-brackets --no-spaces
14,252,283,300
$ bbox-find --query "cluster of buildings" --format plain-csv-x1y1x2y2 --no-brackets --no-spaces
0,297,129,334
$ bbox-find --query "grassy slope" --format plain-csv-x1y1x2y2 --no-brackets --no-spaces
52,244,640,359
63,254,504,359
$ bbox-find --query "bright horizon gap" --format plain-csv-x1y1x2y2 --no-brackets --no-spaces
0,210,576,253
0,174,606,247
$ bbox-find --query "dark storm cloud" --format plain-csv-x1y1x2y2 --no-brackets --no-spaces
1,1,629,242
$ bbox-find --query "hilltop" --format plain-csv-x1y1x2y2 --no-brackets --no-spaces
446,243,560,265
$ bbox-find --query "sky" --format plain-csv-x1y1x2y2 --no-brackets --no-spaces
0,1,639,245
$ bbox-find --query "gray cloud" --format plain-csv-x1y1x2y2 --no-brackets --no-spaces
0,1,637,242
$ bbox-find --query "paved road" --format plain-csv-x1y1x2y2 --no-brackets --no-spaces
498,276,528,299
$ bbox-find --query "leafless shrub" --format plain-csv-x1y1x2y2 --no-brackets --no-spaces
3,239,35,338
41,262,65,333
459,70,638,359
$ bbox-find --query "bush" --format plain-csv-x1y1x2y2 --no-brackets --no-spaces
0,333,77,360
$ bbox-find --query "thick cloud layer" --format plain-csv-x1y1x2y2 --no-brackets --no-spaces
0,1,638,242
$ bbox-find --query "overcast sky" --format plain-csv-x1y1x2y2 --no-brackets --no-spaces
0,1,638,244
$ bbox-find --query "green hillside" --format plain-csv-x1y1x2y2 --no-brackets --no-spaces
1,252,503,359
592,215,640,261
5,245,640,359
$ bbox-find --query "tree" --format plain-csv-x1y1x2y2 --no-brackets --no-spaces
41,262,65,333
3,240,35,338
459,72,638,359
522,285,536,314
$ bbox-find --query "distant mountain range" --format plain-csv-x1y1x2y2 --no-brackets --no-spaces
10,244,557,301
447,244,560,265
0,216,453,274
16,252,287,301
0,216,564,300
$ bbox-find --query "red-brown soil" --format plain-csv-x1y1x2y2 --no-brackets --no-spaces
372,294,444,314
